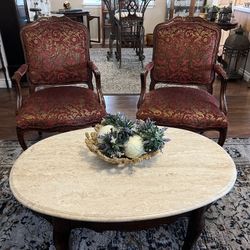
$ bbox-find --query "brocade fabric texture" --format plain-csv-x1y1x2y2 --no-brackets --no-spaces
137,87,227,129
152,18,220,86
137,17,228,136
21,17,89,85
16,87,106,129
15,17,106,137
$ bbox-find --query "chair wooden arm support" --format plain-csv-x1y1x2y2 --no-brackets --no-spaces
214,64,228,81
141,62,154,77
12,64,28,82
12,64,28,113
138,62,154,108
214,64,228,115
88,61,101,87
87,61,105,107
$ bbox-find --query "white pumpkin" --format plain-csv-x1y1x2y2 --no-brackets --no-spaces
124,135,145,159
97,125,116,143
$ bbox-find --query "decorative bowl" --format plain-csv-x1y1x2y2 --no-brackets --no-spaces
85,125,160,165
85,113,168,166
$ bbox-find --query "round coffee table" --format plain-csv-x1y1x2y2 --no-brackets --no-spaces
9,128,236,250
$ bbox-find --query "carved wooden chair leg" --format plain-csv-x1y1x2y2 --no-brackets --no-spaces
218,127,227,146
16,127,27,150
107,33,113,60
118,37,122,68
115,27,122,68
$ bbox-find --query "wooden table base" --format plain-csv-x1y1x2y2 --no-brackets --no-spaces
52,205,207,250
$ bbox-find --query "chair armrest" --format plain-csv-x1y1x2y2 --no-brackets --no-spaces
137,62,154,108
12,64,28,113
214,64,228,114
87,61,105,107
214,64,228,81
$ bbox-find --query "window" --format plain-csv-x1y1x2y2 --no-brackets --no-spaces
83,0,100,6
82,0,155,7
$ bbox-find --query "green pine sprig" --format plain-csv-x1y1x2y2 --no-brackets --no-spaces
102,113,135,130
98,130,125,158
98,114,168,158
137,119,168,153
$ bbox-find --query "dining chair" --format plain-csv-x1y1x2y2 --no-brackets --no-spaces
104,0,151,68
136,16,228,146
12,16,106,150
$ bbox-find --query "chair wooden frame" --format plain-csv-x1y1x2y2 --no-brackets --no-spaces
137,17,228,146
12,17,106,150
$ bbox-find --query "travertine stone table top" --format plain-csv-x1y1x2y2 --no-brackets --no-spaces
10,128,236,222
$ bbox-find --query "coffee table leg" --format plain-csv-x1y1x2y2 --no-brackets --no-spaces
182,206,207,250
53,218,71,250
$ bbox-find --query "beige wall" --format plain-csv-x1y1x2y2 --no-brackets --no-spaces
51,0,83,10
144,1,167,34
234,9,250,32
50,0,166,36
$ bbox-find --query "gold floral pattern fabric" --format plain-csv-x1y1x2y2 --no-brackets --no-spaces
21,17,89,85
16,87,106,129
136,87,227,129
152,18,220,85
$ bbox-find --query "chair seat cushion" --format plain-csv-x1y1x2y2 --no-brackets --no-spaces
114,11,143,20
136,87,228,130
16,86,106,130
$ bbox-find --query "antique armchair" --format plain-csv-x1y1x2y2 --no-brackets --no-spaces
12,17,106,150
136,17,228,146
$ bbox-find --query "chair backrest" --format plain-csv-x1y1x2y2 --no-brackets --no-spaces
116,0,150,20
151,17,221,90
21,16,90,87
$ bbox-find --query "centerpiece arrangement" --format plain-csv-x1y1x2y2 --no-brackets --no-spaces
85,113,169,165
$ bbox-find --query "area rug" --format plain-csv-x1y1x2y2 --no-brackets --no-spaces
0,138,249,249
89,48,152,95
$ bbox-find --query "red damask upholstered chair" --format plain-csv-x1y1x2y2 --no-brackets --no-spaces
136,17,228,146
12,17,106,150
